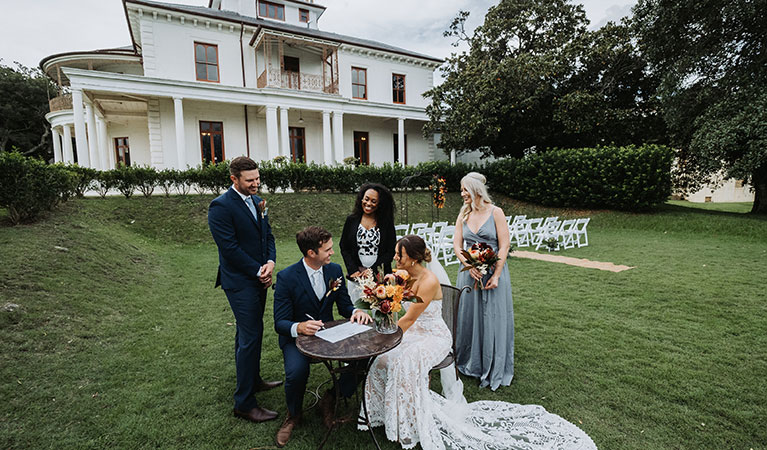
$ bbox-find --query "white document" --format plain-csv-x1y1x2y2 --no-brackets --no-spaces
315,321,371,343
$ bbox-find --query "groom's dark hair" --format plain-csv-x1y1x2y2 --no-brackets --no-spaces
296,226,332,256
229,156,259,178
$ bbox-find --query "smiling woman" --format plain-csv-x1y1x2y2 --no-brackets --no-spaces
340,183,396,279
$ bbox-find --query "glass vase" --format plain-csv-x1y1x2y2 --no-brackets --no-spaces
375,311,399,334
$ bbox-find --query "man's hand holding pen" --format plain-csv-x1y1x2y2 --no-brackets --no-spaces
298,314,325,336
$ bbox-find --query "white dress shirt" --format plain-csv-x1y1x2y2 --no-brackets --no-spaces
231,185,273,277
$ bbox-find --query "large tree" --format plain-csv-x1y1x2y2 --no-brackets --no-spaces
424,0,666,159
633,0,767,213
0,62,55,160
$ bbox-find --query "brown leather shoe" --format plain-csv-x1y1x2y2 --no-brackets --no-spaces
255,379,284,392
317,390,336,429
233,406,278,423
275,413,301,448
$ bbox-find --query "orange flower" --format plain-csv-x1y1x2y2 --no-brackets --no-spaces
392,302,402,313
395,269,409,281
375,285,387,299
385,285,396,298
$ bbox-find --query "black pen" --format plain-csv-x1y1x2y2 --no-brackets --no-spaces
305,314,326,331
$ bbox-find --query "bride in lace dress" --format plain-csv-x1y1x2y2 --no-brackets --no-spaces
361,235,597,450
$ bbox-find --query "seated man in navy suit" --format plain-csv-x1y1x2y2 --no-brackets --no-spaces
273,226,371,447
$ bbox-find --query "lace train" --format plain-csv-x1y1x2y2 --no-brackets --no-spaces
360,294,597,450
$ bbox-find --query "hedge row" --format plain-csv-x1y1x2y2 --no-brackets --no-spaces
0,145,673,224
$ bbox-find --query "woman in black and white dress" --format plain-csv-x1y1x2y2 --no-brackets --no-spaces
340,183,396,279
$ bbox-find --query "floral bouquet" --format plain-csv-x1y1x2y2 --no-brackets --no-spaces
431,175,447,209
353,269,422,333
460,242,500,290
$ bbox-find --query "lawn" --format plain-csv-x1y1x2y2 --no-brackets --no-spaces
1,193,766,449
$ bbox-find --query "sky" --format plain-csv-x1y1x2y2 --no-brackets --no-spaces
0,0,636,71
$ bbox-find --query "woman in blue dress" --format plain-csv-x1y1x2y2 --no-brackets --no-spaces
453,172,514,390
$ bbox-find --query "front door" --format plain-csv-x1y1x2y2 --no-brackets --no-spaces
289,127,306,163
354,131,369,165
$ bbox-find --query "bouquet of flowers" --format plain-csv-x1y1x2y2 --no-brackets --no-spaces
430,175,447,209
460,242,500,290
353,269,422,333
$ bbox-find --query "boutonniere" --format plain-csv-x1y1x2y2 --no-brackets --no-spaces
257,199,268,219
325,277,342,297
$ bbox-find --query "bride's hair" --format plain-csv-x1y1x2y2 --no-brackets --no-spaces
459,172,493,221
397,235,432,263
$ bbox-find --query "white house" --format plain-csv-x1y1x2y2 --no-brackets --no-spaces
42,0,443,170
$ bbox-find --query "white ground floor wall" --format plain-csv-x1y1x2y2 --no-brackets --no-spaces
685,178,755,203
54,99,434,169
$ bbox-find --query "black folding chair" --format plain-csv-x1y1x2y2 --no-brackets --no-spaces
430,284,471,380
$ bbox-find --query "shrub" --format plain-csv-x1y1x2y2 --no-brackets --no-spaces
66,165,98,197
484,145,674,210
157,169,176,197
95,170,117,198
133,166,158,198
0,152,75,224
113,163,139,198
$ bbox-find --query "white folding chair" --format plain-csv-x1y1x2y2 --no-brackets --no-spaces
508,215,528,247
505,215,513,226
533,218,562,250
572,218,590,248
410,222,428,237
395,224,410,240
437,225,458,266
523,218,543,247
430,221,448,250
555,219,578,249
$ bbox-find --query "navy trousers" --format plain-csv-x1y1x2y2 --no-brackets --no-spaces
225,284,266,411
282,341,364,416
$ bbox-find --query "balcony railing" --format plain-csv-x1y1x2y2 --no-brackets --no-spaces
257,69,339,95
49,94,72,112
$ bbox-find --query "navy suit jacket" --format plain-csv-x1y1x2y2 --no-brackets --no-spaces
273,260,355,349
208,187,276,290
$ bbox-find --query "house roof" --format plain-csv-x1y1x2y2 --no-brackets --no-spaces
125,0,443,63
208,0,326,11
39,46,140,74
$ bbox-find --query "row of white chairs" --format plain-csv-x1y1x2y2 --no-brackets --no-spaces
395,215,591,258
506,215,590,251
396,221,459,266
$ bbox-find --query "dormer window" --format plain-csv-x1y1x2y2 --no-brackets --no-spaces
299,8,310,23
259,1,285,21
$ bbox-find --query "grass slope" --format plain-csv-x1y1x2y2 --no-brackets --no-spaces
1,194,766,449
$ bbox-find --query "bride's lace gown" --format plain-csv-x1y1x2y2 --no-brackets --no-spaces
361,299,597,450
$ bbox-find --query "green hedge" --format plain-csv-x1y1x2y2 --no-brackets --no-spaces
0,145,672,225
0,152,76,224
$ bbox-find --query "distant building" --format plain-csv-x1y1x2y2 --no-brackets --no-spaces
684,178,755,203
42,0,442,170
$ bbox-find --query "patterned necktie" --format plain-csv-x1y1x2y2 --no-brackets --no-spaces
244,196,259,222
311,270,325,300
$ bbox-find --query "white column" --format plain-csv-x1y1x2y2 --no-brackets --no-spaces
173,97,186,169
397,118,406,165
265,105,279,160
332,111,344,163
322,111,332,165
450,149,456,166
51,127,62,163
85,102,99,170
97,118,109,169
62,125,74,163
279,107,290,158
71,89,90,167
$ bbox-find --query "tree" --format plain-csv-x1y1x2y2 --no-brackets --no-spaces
424,0,666,159
0,62,56,160
634,0,767,213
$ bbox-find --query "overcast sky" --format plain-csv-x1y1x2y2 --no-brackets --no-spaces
0,0,635,71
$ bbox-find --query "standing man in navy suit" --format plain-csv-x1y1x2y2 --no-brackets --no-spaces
273,226,371,447
208,156,282,423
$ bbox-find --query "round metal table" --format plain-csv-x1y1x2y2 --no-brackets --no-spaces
297,319,402,449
